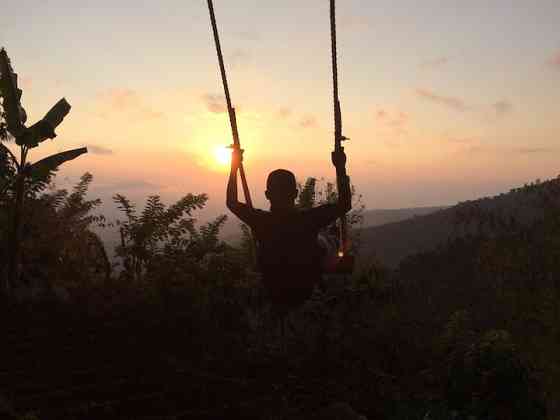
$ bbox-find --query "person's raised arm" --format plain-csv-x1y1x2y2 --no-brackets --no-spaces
226,147,254,224
332,149,352,215
306,149,352,230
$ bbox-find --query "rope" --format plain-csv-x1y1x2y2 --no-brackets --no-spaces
207,0,233,114
330,0,339,135
207,0,253,208
330,0,349,256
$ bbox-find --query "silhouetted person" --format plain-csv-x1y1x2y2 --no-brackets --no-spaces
227,148,351,308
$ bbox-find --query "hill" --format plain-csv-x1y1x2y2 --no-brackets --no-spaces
358,178,556,268
360,206,446,227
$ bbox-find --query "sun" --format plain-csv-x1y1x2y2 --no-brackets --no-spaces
214,146,231,166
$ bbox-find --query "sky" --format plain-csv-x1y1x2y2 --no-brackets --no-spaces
1,0,559,221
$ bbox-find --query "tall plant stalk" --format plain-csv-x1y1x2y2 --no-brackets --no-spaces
6,145,27,290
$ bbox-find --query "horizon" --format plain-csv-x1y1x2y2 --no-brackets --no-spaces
1,0,559,221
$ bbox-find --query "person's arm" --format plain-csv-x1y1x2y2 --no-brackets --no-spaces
306,149,352,229
226,147,254,224
332,148,352,215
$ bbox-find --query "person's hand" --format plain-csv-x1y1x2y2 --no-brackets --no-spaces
331,148,346,169
231,146,244,169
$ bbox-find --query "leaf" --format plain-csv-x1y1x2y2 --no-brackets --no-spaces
0,177,10,195
19,98,72,147
297,177,316,210
0,142,16,194
27,147,87,179
0,48,27,137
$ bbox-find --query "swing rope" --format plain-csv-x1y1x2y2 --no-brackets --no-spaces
207,0,253,208
208,0,349,263
330,0,339,123
330,0,349,257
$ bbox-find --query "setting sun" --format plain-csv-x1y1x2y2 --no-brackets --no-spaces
214,146,231,166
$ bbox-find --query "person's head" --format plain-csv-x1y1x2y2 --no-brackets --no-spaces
265,169,297,210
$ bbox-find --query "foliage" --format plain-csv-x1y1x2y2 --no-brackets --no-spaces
113,193,251,289
0,53,8,141
0,103,7,141
113,193,208,280
20,173,108,291
2,170,560,419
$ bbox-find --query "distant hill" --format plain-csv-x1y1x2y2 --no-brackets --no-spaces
358,178,556,269
360,206,446,228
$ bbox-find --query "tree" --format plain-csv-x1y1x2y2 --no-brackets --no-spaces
0,47,87,292
113,193,210,282
19,173,109,293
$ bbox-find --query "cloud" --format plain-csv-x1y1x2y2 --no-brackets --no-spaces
421,57,450,68
104,88,137,109
96,88,164,120
417,88,514,122
464,145,553,156
376,109,408,124
299,115,317,128
493,100,513,117
465,145,485,154
388,112,408,128
416,89,470,112
93,179,160,192
446,137,476,144
375,108,409,134
229,49,251,68
548,51,560,70
277,107,292,119
339,15,369,28
87,144,113,155
234,30,261,41
514,147,552,154
203,94,227,113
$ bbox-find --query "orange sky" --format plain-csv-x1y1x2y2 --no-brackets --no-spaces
2,0,559,221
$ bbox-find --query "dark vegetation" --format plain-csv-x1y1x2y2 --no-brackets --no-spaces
1,51,558,420
360,181,559,268
1,156,558,419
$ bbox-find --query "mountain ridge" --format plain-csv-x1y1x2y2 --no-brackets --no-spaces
358,177,556,268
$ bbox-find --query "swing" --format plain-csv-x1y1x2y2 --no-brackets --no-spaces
326,0,355,275
207,0,354,276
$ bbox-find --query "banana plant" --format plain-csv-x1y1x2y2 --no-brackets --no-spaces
0,47,87,292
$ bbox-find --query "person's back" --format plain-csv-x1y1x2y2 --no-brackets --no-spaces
227,150,351,308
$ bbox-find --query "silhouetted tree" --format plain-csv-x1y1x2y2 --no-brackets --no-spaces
0,48,87,292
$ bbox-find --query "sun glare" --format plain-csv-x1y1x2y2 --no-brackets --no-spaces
214,146,230,166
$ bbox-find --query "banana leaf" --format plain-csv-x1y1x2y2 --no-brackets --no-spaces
28,147,87,179
0,48,27,138
19,98,71,147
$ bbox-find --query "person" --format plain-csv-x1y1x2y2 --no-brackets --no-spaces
226,147,352,309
